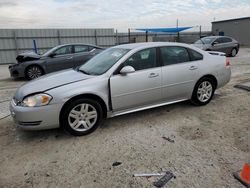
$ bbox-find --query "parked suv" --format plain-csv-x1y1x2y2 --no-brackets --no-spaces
193,36,239,57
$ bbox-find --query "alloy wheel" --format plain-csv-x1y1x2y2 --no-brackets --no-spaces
27,66,43,79
197,81,213,103
68,103,98,132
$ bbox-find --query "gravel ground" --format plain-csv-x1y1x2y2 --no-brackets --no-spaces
0,48,249,188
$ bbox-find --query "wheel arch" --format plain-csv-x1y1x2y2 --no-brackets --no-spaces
59,93,108,126
196,74,218,89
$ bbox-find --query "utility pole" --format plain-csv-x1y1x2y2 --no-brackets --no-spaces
115,29,118,45
199,25,202,38
128,28,131,43
177,18,180,42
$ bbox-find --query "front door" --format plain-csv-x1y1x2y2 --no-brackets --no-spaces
110,48,162,111
212,38,228,53
46,45,74,72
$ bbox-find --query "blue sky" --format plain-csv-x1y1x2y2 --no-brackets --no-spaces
0,0,249,31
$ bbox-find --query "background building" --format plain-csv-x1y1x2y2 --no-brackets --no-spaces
212,17,250,46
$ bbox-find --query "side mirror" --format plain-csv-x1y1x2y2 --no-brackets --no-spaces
120,66,135,75
212,41,219,46
49,53,56,58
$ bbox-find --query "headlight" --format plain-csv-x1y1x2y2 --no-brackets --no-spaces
22,94,52,107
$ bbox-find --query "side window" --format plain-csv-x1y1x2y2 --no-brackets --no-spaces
188,48,203,61
160,46,190,66
214,38,224,44
74,45,89,53
123,48,156,71
222,37,232,43
54,46,72,55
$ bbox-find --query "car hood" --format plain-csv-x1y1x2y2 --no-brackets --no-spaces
14,69,92,100
16,51,41,63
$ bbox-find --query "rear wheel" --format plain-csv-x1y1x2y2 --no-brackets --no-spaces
25,65,43,80
60,98,103,136
191,78,215,106
230,48,237,57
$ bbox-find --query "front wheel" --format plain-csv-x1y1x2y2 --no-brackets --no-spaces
60,98,103,136
191,78,215,106
25,65,43,80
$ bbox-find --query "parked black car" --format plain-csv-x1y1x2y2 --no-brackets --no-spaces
193,36,240,57
9,43,104,80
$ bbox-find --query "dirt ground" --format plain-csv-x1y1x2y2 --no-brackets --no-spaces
0,48,249,188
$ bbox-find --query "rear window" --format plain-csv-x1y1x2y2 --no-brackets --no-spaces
74,45,89,53
160,46,190,65
188,49,203,61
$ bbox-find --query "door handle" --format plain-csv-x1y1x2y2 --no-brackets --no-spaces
67,57,73,60
189,66,198,70
148,73,159,78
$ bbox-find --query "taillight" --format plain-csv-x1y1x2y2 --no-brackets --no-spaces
225,58,230,68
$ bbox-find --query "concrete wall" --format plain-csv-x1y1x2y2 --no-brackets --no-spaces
0,29,115,64
212,18,250,46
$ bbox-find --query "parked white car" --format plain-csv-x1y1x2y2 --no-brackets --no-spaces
10,42,231,136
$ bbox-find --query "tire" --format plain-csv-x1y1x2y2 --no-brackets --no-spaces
230,48,237,57
25,65,44,80
191,77,215,106
60,98,103,136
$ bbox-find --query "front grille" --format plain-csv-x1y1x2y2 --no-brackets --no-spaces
18,121,42,126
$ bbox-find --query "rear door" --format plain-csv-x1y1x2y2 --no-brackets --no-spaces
46,45,74,72
221,37,234,54
110,48,162,111
160,46,201,101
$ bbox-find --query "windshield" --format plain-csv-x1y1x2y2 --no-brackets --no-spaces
42,46,58,57
79,48,130,75
195,37,216,44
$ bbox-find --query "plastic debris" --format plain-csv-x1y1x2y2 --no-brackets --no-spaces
112,161,122,166
162,136,175,143
133,172,166,177
153,171,174,187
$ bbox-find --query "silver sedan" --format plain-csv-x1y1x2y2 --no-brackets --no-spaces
10,42,231,136
193,36,239,57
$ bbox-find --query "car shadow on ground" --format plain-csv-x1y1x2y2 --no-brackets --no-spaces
10,101,193,141
14,127,71,142
100,100,196,130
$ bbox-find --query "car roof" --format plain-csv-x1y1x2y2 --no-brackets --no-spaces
56,43,101,48
112,42,193,50
202,36,232,39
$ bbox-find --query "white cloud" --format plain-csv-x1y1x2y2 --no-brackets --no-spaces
0,0,249,31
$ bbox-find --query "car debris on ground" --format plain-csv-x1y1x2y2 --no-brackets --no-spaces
153,171,175,188
112,161,122,167
162,136,175,143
